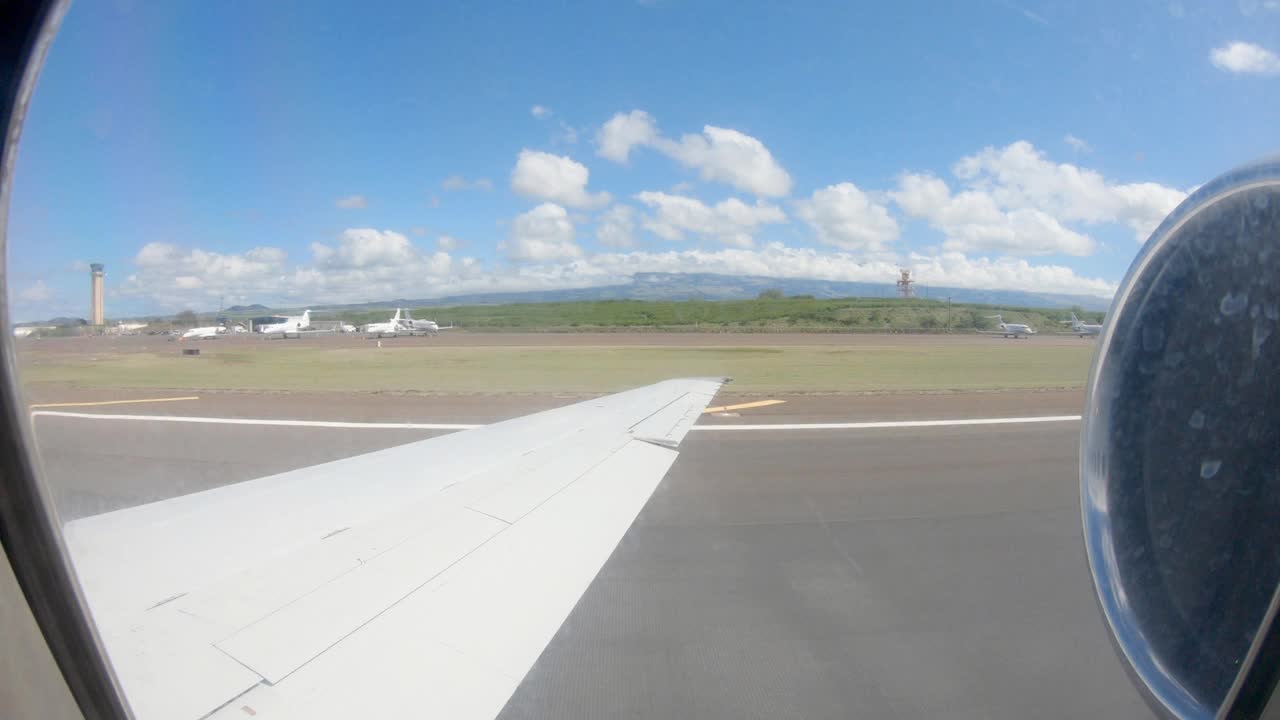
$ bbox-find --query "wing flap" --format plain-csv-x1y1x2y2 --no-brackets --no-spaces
95,606,262,720
209,439,678,719
465,430,630,523
209,617,516,720
413,439,677,679
629,386,718,446
214,508,506,683
168,481,508,637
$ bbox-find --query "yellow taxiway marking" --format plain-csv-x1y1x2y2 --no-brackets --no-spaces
29,396,200,409
702,399,786,414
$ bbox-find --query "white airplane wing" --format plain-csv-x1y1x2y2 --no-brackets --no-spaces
62,378,724,720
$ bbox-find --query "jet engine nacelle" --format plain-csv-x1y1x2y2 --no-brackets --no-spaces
1082,158,1280,719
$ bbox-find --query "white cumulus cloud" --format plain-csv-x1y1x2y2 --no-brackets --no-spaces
597,110,792,197
502,203,583,261
654,126,793,197
531,104,552,119
1064,134,1092,153
510,149,611,209
1238,0,1280,15
112,235,1120,313
123,242,291,308
634,191,786,247
951,140,1187,242
597,205,638,248
292,233,455,305
441,175,494,191
892,173,1095,256
311,229,416,269
595,110,658,163
112,138,1192,312
796,182,899,252
246,247,287,264
120,235,579,310
1210,41,1280,74
906,252,1117,297
557,122,579,144
334,194,368,209
582,244,1116,297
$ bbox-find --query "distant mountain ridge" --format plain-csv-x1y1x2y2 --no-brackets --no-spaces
306,272,1113,313
83,272,1112,323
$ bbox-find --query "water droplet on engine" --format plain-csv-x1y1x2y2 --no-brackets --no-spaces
1201,459,1223,480
1220,292,1249,316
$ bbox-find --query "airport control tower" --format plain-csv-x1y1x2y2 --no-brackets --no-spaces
90,263,104,325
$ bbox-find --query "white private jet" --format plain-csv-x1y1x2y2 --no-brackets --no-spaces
258,310,311,339
979,314,1037,338
397,308,453,335
180,326,226,340
117,321,148,333
1057,312,1103,337
363,309,403,338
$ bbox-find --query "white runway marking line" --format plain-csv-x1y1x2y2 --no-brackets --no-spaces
30,411,480,431
29,395,200,409
701,399,786,414
31,410,1082,432
693,415,1082,431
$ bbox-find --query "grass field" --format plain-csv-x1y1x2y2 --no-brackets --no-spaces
162,296,1104,334
340,297,1101,332
19,342,1097,394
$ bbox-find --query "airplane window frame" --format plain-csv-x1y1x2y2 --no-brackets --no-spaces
0,0,132,716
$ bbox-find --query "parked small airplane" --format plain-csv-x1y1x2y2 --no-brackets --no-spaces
180,326,226,340
363,309,403,338
397,308,453,335
258,310,310,339
979,314,1036,338
1057,312,1103,337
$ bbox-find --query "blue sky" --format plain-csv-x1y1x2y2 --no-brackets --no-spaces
7,0,1280,320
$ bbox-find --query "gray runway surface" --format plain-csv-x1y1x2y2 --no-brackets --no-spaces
27,396,1151,719
32,416,450,520
501,424,1148,719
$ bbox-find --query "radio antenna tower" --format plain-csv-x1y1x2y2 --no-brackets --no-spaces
896,268,915,299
